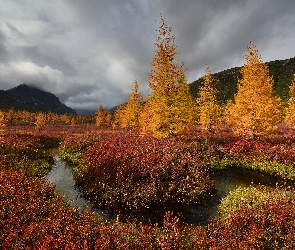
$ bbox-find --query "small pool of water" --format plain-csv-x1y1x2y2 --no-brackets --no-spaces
45,156,287,225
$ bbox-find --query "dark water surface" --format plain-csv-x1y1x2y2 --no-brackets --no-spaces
45,156,284,225
183,168,280,225
45,156,110,219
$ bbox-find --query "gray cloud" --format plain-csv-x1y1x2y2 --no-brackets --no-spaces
0,0,294,110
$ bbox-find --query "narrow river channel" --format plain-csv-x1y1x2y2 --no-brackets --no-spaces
45,155,282,225
45,155,110,219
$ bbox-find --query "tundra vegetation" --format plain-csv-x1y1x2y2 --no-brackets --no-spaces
1,17,295,249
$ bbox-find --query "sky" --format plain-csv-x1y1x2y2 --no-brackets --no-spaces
0,0,295,111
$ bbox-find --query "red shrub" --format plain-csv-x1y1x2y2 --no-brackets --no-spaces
78,135,212,211
208,192,295,249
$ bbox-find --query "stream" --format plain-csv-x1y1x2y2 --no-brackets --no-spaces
45,155,283,225
45,156,110,219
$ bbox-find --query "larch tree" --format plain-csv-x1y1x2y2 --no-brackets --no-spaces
196,67,222,130
96,104,106,127
0,110,6,128
113,103,125,128
141,16,196,138
226,42,281,137
105,112,112,126
121,80,144,128
284,74,295,128
35,112,46,131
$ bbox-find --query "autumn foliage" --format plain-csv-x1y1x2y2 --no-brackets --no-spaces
285,74,295,127
3,15,295,249
77,135,212,212
140,17,196,138
196,67,222,130
121,80,144,128
226,42,281,137
2,126,295,248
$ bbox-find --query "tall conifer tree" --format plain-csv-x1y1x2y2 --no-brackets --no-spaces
197,67,222,130
226,42,281,136
0,111,6,128
113,103,125,128
285,74,295,128
141,16,195,138
121,80,143,128
96,104,106,127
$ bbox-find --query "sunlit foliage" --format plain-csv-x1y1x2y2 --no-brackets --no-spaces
113,103,125,128
285,74,295,127
34,112,46,131
196,66,222,130
226,42,281,137
121,80,144,128
141,16,196,138
0,110,6,128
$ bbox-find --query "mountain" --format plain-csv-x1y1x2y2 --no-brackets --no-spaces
0,84,75,114
190,57,295,104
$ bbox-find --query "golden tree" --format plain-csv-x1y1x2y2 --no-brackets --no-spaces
197,67,222,130
0,110,6,128
226,42,281,137
141,16,196,138
6,108,15,125
35,112,46,131
96,104,106,127
113,103,125,128
121,80,143,128
284,74,295,128
105,112,112,126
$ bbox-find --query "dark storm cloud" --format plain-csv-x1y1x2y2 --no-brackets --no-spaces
159,0,295,79
0,0,294,110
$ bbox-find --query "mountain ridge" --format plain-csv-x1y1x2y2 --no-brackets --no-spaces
0,83,75,114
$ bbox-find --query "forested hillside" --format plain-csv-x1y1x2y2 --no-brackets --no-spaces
190,57,295,104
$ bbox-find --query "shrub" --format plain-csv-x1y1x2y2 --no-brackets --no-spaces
208,186,295,249
59,134,103,166
0,133,58,177
78,135,213,211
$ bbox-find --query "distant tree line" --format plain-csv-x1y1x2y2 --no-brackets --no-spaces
0,109,96,129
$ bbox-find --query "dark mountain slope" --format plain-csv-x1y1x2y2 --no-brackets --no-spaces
0,84,75,114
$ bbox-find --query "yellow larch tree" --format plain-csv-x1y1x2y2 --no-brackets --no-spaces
141,16,196,138
284,74,295,128
197,66,222,130
96,104,106,127
0,110,6,128
121,80,144,128
35,112,46,131
226,42,281,137
113,103,125,128
104,112,112,126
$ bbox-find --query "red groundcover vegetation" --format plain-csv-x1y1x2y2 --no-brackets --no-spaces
78,135,212,211
1,126,295,249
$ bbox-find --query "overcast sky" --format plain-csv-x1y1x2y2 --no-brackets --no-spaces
0,0,295,110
